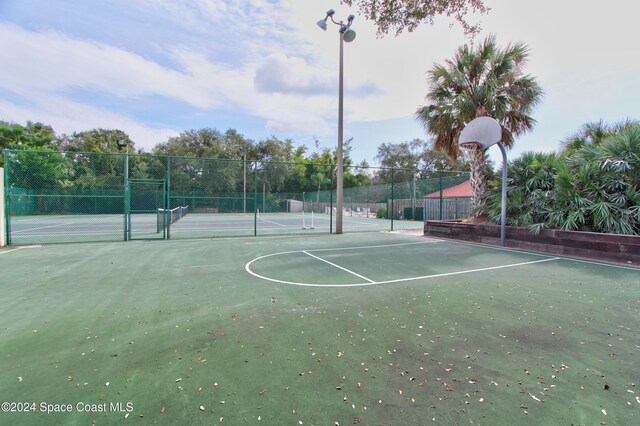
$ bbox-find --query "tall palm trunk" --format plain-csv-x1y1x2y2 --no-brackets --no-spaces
469,146,486,216
469,107,489,216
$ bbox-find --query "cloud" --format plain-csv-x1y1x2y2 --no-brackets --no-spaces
0,93,178,152
254,53,333,95
0,22,223,107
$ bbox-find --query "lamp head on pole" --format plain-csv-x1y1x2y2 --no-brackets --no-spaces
317,9,355,41
342,27,356,42
316,9,335,30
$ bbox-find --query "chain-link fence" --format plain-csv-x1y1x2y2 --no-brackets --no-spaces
3,149,470,244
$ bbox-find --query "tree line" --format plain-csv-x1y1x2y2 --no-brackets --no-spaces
0,121,470,199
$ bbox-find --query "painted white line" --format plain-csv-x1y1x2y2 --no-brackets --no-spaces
0,245,41,255
302,250,376,283
12,222,77,233
374,257,561,285
257,218,289,227
445,239,640,271
244,242,561,287
0,247,25,255
555,257,639,271
304,240,443,253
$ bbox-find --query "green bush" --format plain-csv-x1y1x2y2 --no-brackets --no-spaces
482,124,640,235
376,208,387,219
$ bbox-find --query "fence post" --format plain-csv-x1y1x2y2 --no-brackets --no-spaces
439,170,443,220
253,164,258,236
0,164,5,247
123,151,129,241
166,156,172,240
3,151,9,246
391,167,394,231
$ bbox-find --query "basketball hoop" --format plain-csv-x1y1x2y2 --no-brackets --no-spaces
457,116,508,247
458,117,501,150
459,141,483,151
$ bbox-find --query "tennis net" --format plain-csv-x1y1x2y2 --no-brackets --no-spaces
157,205,189,232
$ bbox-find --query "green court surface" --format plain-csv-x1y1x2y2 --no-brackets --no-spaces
0,232,638,425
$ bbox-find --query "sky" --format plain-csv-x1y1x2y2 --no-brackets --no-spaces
1,0,639,166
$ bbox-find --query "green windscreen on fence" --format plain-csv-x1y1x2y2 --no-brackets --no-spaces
3,149,470,244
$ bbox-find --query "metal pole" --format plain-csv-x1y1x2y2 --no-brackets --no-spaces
243,154,246,214
390,167,394,231
497,142,508,247
254,165,258,236
124,145,130,241
166,156,171,240
439,170,443,220
3,149,11,246
336,31,345,234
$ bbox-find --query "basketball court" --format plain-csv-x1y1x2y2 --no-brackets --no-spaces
1,231,638,425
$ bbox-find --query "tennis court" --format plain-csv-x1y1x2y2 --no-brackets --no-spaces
1,231,638,425
7,212,424,244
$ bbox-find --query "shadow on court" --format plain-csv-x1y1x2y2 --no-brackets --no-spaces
1,232,638,425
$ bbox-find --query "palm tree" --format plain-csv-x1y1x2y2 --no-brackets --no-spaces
482,151,559,232
559,118,639,154
310,172,331,211
416,35,543,215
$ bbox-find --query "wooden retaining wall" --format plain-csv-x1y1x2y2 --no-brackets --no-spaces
424,220,640,266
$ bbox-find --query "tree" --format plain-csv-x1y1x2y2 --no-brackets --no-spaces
56,128,134,153
0,121,57,167
416,35,543,215
559,119,639,154
483,123,640,235
310,172,331,207
482,151,559,231
339,0,489,37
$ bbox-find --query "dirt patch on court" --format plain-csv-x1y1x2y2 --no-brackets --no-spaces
498,325,576,353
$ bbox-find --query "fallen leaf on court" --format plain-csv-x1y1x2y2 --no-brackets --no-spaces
602,409,607,415
160,406,165,413
175,378,182,382
529,393,542,402
199,405,205,411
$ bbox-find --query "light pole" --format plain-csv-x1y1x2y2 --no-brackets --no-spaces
458,117,508,247
317,9,355,234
